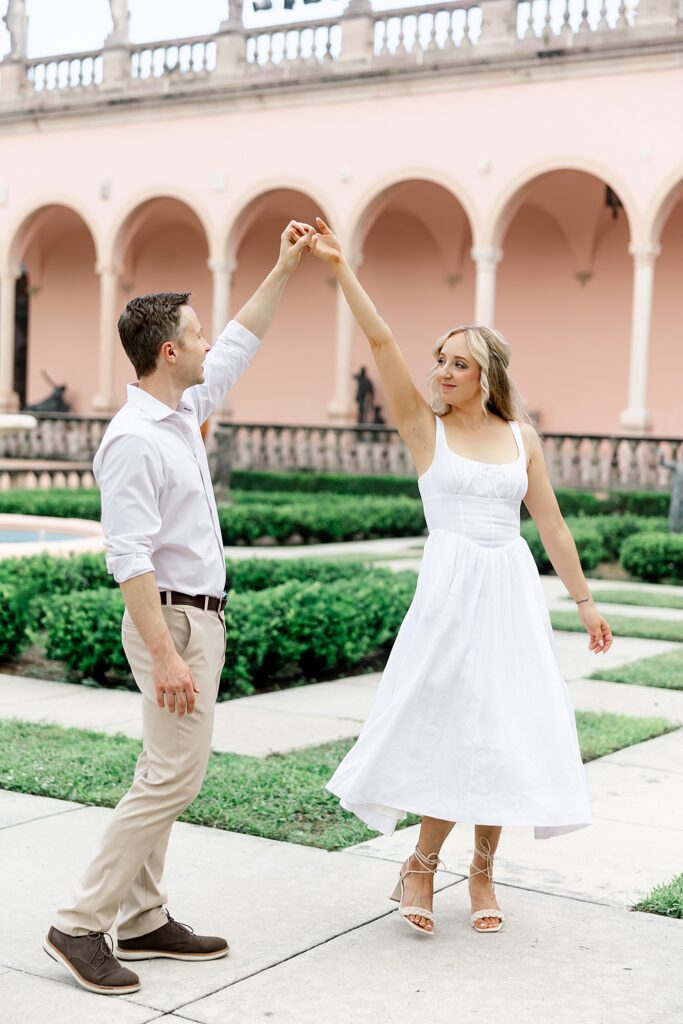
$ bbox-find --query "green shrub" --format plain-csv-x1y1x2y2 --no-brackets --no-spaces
217,498,425,544
591,515,669,562
37,571,418,695
0,551,111,596
620,532,683,583
222,572,417,696
231,471,420,498
0,583,27,660
597,492,670,517
0,489,101,520
226,557,380,592
38,587,129,679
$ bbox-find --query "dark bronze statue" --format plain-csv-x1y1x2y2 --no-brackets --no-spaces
24,371,71,414
660,454,683,533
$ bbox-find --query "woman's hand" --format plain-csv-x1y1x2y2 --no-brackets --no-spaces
309,217,344,264
277,220,314,275
579,601,613,653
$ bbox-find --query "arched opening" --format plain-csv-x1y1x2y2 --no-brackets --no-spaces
649,184,683,436
226,188,335,424
351,179,475,420
9,204,99,413
111,196,211,401
494,170,631,433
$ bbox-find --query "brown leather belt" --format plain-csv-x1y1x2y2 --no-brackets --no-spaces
160,590,227,613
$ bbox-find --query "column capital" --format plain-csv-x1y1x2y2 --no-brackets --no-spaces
95,261,123,278
207,256,238,276
628,242,661,265
0,264,22,283
471,246,503,267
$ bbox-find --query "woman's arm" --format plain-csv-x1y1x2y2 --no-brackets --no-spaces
521,425,613,653
309,218,434,468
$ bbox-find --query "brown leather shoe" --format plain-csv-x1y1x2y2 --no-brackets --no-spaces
117,910,229,962
43,926,140,995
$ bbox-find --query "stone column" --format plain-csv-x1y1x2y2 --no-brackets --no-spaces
634,0,679,38
92,263,121,413
471,246,502,326
209,257,237,420
0,267,20,412
339,0,374,66
620,243,660,432
327,281,356,423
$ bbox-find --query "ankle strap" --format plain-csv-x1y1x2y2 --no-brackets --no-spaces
414,845,444,873
470,836,495,881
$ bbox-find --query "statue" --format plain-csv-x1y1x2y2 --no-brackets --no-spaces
659,454,683,533
2,0,27,60
23,371,71,414
372,404,386,425
353,366,375,424
107,0,129,41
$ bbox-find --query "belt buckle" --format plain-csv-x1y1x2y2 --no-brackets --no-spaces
220,589,228,612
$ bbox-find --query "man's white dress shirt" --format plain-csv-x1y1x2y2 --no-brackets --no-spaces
93,320,260,598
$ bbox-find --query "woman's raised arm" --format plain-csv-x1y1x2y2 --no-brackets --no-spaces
309,218,434,457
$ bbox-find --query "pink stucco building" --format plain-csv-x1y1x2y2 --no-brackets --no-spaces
0,0,681,436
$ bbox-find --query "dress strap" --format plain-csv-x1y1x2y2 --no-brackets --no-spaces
509,420,526,465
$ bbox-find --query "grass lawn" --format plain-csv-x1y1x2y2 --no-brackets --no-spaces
590,648,683,690
633,873,683,919
567,589,683,610
550,611,683,643
0,713,676,851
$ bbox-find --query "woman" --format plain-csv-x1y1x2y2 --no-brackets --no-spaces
307,217,613,937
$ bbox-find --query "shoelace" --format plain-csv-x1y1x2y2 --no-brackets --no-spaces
164,911,195,935
85,931,116,968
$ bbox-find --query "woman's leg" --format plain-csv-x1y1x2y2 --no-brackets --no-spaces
401,816,455,932
469,824,503,930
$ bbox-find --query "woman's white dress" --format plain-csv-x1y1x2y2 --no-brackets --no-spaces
327,417,591,839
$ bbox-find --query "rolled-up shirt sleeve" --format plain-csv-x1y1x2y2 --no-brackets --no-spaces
97,434,164,584
184,319,260,423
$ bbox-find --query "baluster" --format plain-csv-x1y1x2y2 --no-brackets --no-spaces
378,20,391,57
606,439,620,488
525,1,536,39
323,28,334,63
616,0,629,28
562,0,572,33
627,439,640,487
461,8,474,47
645,440,659,489
272,426,283,468
569,438,581,487
396,17,408,56
542,0,553,38
596,0,609,30
578,2,591,33
301,427,313,470
589,438,600,489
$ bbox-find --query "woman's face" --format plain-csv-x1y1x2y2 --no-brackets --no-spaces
435,333,481,406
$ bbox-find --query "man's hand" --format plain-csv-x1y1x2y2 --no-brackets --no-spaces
277,220,314,275
152,647,200,716
309,217,343,264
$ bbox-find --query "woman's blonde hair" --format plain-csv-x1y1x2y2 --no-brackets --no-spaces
428,325,533,426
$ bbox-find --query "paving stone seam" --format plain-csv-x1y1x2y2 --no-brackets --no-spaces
0,802,88,832
599,758,683,776
159,885,463,1016
590,813,683,833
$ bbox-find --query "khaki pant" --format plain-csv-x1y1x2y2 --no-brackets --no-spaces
54,603,226,939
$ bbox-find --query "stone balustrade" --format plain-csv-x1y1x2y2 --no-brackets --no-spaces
0,414,680,491
2,0,680,108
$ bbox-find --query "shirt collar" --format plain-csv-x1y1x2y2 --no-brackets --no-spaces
126,382,193,421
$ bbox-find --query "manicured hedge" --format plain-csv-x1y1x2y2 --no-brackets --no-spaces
520,519,605,574
38,571,418,696
620,533,683,583
217,498,425,544
0,584,26,660
231,470,420,498
0,489,101,520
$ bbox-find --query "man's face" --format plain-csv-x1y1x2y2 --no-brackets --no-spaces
175,305,210,387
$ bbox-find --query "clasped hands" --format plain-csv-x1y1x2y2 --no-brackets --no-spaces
278,217,342,272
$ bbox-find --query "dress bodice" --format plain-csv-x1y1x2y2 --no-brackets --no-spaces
417,417,528,548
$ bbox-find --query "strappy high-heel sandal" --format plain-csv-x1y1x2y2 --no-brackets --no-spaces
468,836,504,933
389,845,444,936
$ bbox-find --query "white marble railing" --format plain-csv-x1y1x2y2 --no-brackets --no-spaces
0,415,680,491
374,3,482,56
246,19,341,66
26,51,103,92
130,36,217,80
2,0,677,106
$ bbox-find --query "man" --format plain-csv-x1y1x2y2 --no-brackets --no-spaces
43,221,313,996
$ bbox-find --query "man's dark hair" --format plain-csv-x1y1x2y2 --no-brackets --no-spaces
117,291,191,378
